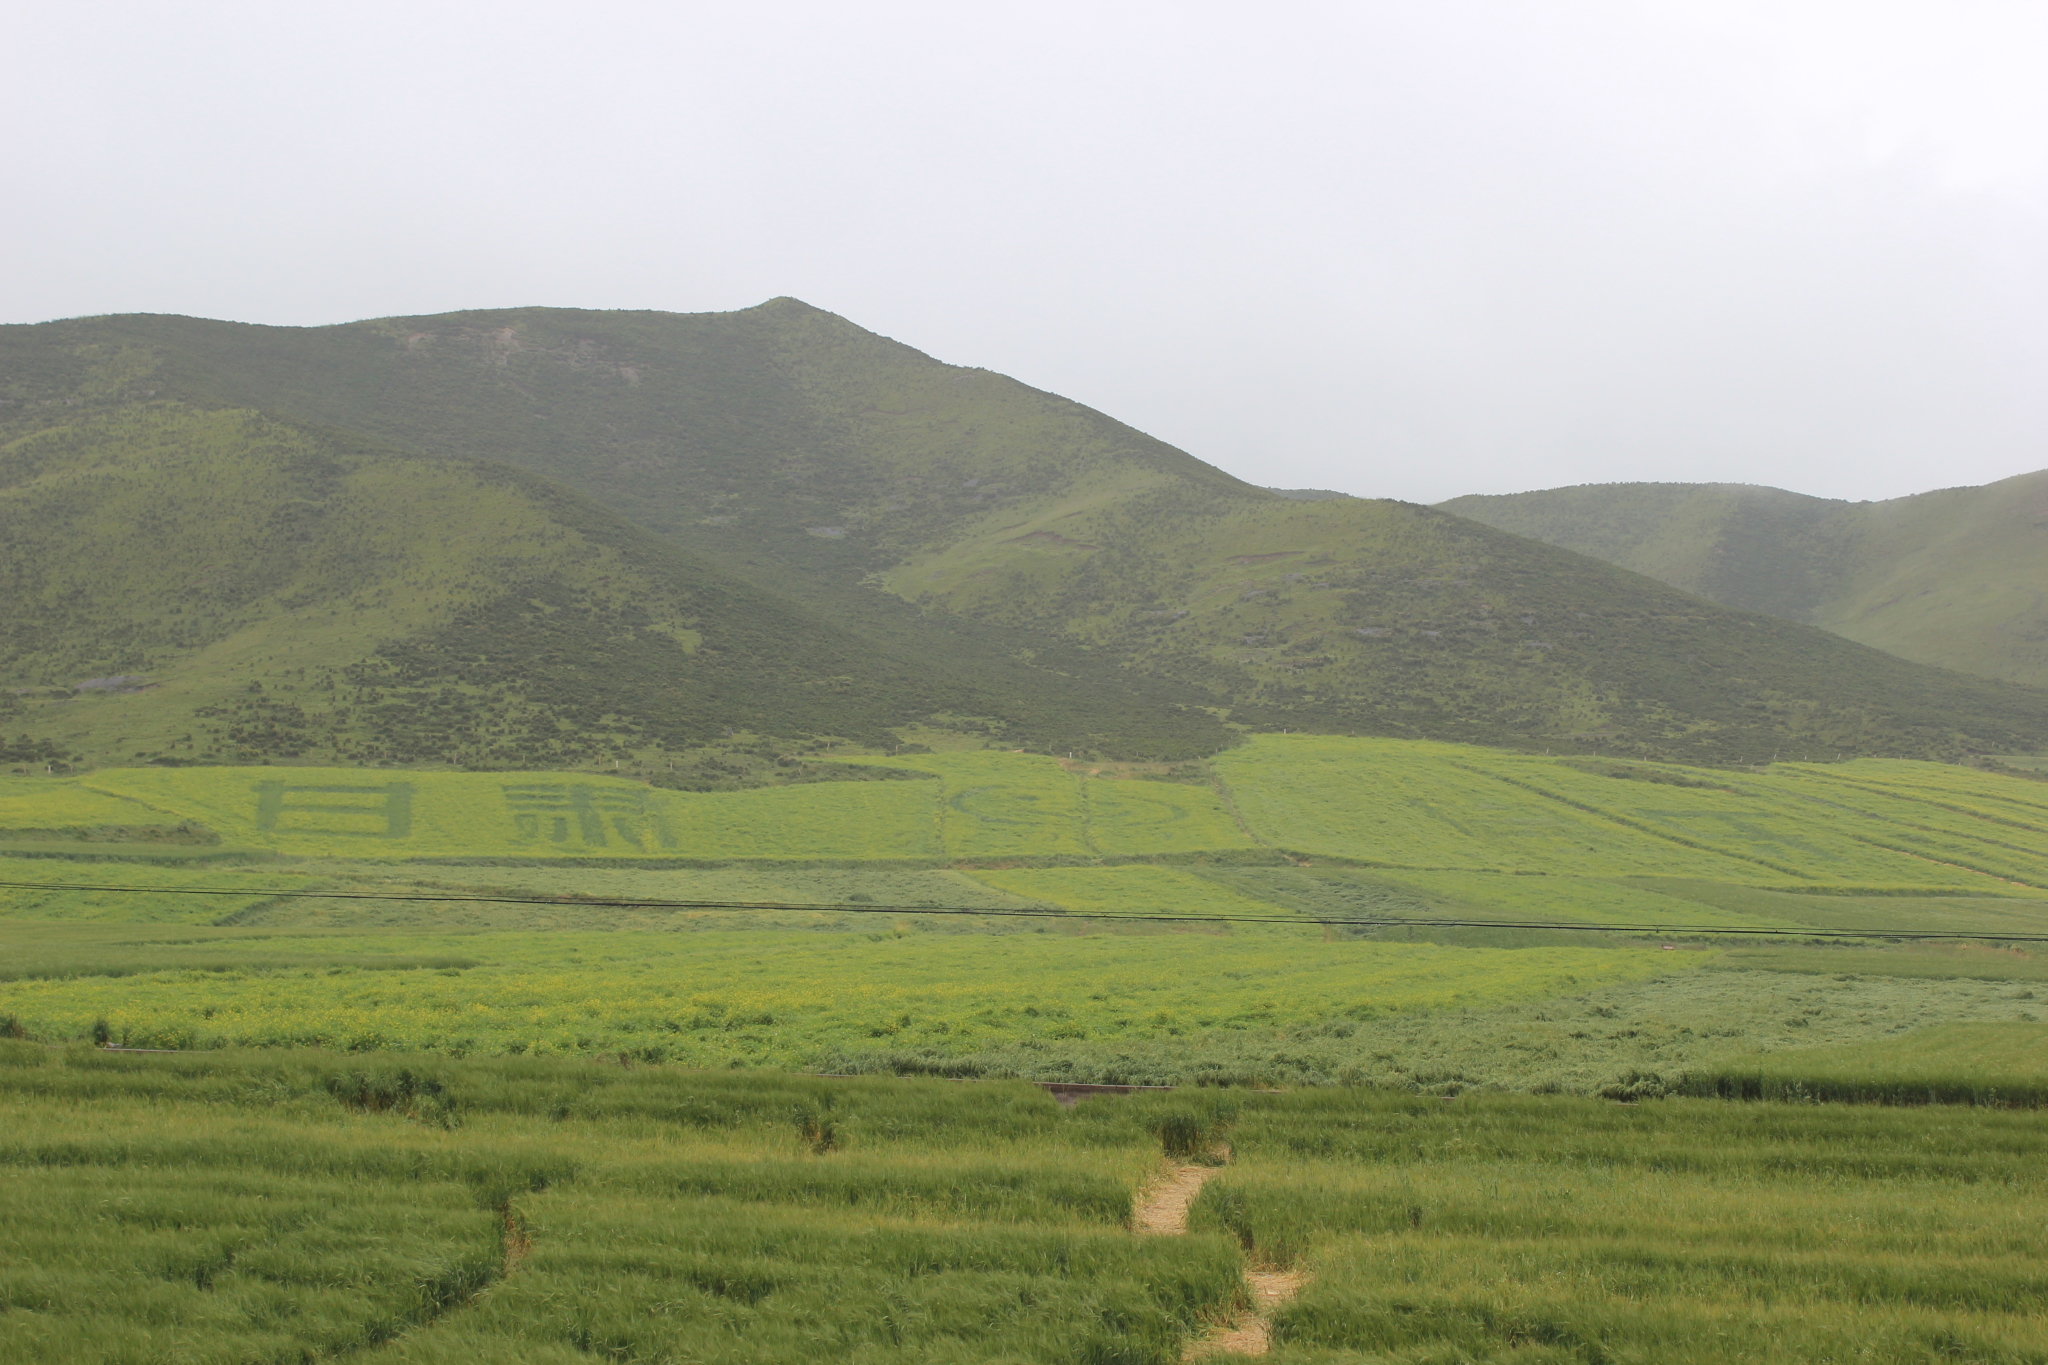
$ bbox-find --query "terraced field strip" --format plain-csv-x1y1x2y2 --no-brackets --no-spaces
1447,761,1811,880
1769,769,2048,886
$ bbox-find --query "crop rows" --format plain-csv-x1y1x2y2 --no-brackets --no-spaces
13,1047,2048,1363
1198,1088,2048,1361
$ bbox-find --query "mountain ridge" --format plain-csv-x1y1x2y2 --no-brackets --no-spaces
5,299,2047,769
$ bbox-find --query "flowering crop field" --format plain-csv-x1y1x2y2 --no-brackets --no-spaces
0,782,164,831
0,854,331,924
0,922,1679,1068
51,752,1253,862
0,741,2036,891
963,865,1295,924
837,751,1255,858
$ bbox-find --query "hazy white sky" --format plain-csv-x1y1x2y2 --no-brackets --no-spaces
7,1,2045,503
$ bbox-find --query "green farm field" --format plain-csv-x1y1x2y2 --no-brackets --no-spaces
13,739,2048,1361
7,736,2048,1092
11,1046,2048,1364
7,738,2047,884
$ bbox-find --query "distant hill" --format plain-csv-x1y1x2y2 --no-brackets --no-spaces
5,301,2048,767
1439,475,2048,689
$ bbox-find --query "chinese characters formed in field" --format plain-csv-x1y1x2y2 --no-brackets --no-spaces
252,781,414,838
502,783,678,850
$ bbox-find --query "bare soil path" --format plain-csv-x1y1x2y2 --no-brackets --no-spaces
1130,1160,1305,1359
1133,1163,1219,1236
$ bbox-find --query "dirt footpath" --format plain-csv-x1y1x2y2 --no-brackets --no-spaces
1131,1161,1305,1359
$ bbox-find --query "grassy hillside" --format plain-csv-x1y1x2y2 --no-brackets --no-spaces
1442,472,2048,689
877,487,2048,763
0,403,1231,769
6,302,2046,763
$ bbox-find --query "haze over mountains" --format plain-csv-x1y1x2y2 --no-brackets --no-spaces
5,298,2047,775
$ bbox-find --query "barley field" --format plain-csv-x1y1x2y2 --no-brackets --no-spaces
10,1046,2048,1364
1195,1089,2048,1363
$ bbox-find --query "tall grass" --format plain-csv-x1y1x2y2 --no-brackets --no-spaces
1683,1020,2048,1107
18,1046,2048,1362
0,1160,503,1364
1192,1089,2048,1362
0,1045,1243,1364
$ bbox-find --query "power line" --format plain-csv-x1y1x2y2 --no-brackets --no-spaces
0,878,2039,942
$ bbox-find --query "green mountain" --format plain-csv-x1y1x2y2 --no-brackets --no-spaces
4,300,2047,769
0,405,1229,774
1439,475,2048,689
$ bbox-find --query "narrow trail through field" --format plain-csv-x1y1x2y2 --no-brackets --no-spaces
1133,1158,1304,1359
1133,1163,1217,1236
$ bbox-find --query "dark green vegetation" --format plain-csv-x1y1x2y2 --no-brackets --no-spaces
1441,472,2048,689
6,302,2047,767
11,1045,2048,1363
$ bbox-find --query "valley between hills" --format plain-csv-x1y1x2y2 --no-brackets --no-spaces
10,301,2048,1363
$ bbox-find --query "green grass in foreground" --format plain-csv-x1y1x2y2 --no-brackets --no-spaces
0,1046,1233,1365
1684,1020,2048,1106
1199,1089,2048,1363
12,1047,2048,1363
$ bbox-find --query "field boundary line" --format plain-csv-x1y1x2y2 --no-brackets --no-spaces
1448,762,1814,880
1838,836,2047,891
1789,770,2048,837
1787,767,2048,823
1205,768,1270,849
1768,778,2048,871
13,877,2048,938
